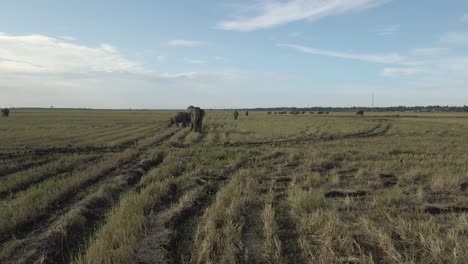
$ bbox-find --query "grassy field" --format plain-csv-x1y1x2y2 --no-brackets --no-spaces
0,109,467,264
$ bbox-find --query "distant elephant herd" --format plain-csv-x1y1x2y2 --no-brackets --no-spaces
168,106,205,133
266,111,329,115
1,108,9,118
264,110,365,117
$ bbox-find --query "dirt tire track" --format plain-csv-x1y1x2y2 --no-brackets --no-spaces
135,160,246,264
135,151,283,264
223,121,391,147
271,163,305,264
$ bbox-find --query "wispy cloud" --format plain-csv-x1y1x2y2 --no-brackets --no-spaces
217,0,388,32
440,32,468,45
167,39,207,47
277,43,414,65
184,58,207,64
381,67,424,77
0,33,254,108
461,14,468,22
0,32,148,74
378,24,400,36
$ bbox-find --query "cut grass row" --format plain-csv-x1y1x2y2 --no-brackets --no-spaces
0,149,138,243
0,149,166,263
73,146,253,264
0,127,177,244
0,154,98,199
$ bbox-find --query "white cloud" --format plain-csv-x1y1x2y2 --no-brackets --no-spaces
167,39,207,47
0,32,253,108
156,55,166,62
217,0,388,32
378,24,399,36
461,14,468,22
440,32,468,45
411,47,448,57
277,43,415,65
0,32,148,74
184,58,207,64
381,67,424,77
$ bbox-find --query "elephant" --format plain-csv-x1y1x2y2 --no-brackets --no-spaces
190,107,205,133
1,108,9,118
267,112,272,115
169,112,191,127
245,111,249,116
233,111,239,120
356,110,364,117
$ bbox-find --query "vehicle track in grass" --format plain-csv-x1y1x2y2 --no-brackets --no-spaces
270,161,305,263
135,159,247,264
134,151,283,264
223,121,391,147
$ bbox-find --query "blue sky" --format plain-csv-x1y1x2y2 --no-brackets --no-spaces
1,0,468,108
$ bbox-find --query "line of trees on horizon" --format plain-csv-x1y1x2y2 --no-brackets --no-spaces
240,105,468,112
8,105,468,112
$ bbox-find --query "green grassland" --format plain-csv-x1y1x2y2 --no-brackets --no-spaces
0,109,467,263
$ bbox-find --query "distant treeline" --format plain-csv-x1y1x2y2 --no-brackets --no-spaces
8,106,468,112
241,106,468,112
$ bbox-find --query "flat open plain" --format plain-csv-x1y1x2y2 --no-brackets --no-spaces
0,110,467,263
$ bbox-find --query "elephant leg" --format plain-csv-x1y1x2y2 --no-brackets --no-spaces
197,120,203,133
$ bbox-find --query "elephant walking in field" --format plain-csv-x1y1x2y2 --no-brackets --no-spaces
190,107,205,133
169,112,191,127
356,110,364,117
233,111,239,120
245,111,249,116
1,108,9,118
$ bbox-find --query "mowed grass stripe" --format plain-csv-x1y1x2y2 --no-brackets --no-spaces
0,156,53,178
1,150,167,264
0,154,98,199
80,124,156,146
0,150,138,244
74,145,252,264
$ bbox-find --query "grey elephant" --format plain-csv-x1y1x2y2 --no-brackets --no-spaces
169,112,191,127
233,111,239,120
189,107,205,133
356,110,364,117
1,108,9,118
